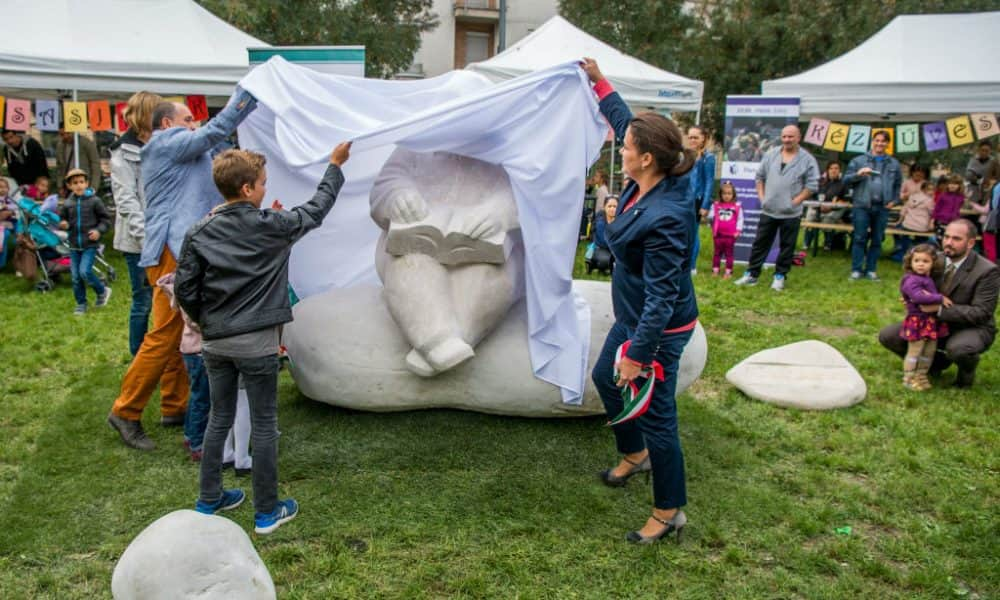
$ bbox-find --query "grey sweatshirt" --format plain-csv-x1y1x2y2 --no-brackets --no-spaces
755,146,820,219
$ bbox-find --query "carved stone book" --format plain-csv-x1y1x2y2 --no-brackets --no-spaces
385,212,513,265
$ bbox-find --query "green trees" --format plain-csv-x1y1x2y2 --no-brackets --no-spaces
560,0,1000,136
198,0,438,78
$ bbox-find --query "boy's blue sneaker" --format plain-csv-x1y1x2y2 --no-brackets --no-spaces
195,489,245,515
255,499,298,535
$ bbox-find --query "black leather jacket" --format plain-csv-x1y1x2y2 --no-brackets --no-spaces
175,164,344,340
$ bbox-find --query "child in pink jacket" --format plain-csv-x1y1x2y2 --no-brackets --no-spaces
711,182,744,278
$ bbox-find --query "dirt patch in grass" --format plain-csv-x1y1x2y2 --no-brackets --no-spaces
838,471,873,490
853,522,904,542
801,536,824,552
808,325,856,338
740,310,778,327
685,378,726,401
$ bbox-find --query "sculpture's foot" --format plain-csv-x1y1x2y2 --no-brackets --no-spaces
426,337,475,373
405,349,437,377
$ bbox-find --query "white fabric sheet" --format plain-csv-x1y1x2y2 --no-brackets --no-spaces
237,57,608,404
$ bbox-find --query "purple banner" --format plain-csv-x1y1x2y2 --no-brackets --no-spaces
923,122,949,151
722,96,800,265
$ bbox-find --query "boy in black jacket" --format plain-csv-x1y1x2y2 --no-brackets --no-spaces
59,168,111,314
175,142,350,535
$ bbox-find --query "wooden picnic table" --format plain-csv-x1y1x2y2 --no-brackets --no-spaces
800,200,979,216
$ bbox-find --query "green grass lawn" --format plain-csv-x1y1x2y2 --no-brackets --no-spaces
0,230,996,599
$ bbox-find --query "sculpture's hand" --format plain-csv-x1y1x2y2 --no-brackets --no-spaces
458,210,502,240
389,190,429,224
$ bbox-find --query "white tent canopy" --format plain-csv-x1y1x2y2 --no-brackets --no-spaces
762,11,1000,122
467,16,703,114
0,0,266,101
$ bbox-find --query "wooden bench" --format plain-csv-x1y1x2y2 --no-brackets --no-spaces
799,220,978,257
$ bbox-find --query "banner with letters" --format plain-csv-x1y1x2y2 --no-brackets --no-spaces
801,112,999,154
0,95,211,133
722,96,801,265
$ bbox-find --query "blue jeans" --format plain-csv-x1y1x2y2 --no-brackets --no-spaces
70,247,105,307
889,227,920,262
123,252,152,356
200,352,280,515
182,353,211,452
592,321,692,510
851,205,889,274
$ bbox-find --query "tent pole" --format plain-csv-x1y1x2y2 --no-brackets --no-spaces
72,89,80,170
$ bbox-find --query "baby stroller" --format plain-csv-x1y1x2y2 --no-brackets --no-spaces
15,198,116,292
585,243,614,275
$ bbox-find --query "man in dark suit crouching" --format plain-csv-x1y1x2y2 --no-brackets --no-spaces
879,219,1000,387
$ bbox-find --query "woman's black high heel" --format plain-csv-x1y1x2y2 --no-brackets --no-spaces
625,510,686,544
598,454,651,487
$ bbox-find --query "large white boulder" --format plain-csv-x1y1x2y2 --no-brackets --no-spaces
725,340,866,410
111,510,275,600
282,280,707,417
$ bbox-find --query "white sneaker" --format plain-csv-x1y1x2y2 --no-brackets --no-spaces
866,272,880,282
770,274,785,291
96,286,112,307
733,272,758,286
849,271,862,281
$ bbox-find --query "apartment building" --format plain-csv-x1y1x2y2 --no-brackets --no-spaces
402,0,558,78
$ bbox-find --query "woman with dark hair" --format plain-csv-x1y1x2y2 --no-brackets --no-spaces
686,125,715,274
803,160,848,251
581,58,699,544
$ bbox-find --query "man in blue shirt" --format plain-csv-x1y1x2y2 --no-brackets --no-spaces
108,92,257,451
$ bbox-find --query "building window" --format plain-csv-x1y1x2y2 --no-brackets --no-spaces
454,23,495,68
465,32,490,65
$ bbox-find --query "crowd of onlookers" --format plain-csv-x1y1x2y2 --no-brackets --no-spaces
582,124,998,392
0,89,349,535
583,135,1000,277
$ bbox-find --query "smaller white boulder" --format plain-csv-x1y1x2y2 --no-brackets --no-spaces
111,509,275,600
726,340,866,410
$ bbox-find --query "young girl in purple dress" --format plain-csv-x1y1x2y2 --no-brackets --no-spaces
898,244,951,390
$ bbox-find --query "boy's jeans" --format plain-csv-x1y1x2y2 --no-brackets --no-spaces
123,252,152,356
182,353,211,452
70,247,105,306
199,352,280,515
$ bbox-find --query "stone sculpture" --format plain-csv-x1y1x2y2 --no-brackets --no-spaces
369,147,523,377
283,280,707,417
726,340,866,410
111,510,275,600
279,149,709,417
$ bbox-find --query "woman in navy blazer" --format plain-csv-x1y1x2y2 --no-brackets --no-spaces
582,58,699,544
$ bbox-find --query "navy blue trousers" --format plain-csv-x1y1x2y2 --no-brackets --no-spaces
592,320,691,509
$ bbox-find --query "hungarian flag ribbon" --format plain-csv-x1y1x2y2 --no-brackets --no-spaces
608,340,664,426
607,319,697,427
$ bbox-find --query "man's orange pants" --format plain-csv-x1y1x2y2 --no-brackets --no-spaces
111,250,189,420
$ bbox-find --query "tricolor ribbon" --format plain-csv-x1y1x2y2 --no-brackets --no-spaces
608,340,664,426
607,319,697,426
